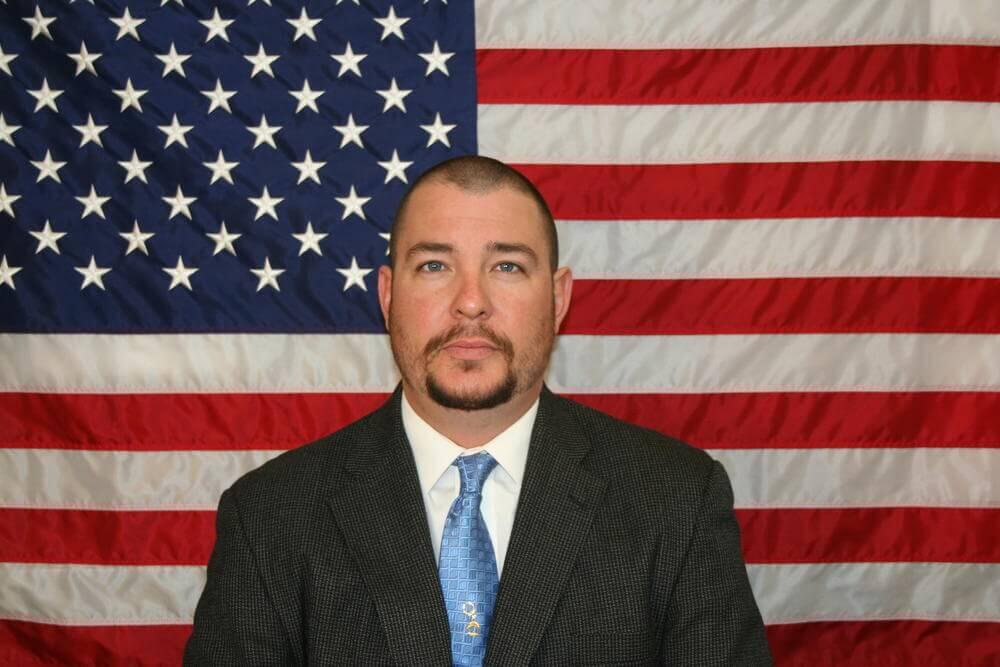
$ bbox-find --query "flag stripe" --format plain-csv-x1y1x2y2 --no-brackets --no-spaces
7,333,1000,394
477,45,1000,105
0,621,190,667
750,562,1000,624
566,277,1000,335
4,562,998,625
518,162,1000,221
3,447,996,511
479,101,1000,164
475,0,1000,49
6,507,1000,567
557,218,1000,280
765,620,1000,667
737,508,1000,564
6,391,1000,451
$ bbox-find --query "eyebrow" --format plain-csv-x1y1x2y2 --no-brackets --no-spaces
405,242,454,260
486,242,538,262
404,241,539,262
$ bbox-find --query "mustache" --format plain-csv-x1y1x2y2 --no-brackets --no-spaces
424,324,515,360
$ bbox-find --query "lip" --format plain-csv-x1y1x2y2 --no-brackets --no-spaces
442,338,498,360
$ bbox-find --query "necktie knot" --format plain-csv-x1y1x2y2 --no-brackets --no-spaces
454,452,498,497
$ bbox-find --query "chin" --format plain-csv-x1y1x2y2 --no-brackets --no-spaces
425,371,517,411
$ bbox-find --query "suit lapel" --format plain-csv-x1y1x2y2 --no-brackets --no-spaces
485,389,607,666
325,390,453,665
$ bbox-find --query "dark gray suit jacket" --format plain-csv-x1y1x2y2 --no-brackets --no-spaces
185,387,772,665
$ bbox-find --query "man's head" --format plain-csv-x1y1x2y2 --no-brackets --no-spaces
378,155,572,414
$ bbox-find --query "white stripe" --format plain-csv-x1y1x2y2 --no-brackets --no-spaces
2,447,996,511
749,562,1000,624
557,217,1000,279
475,0,1000,49
0,563,202,625
4,333,1000,393
710,448,1000,509
478,101,1000,165
0,449,281,511
4,561,999,625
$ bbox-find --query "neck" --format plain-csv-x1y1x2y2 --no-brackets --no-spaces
402,380,541,448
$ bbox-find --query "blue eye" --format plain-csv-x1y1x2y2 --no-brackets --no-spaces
420,261,445,272
496,262,521,273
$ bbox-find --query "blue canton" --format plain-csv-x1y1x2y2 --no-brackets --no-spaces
439,452,500,667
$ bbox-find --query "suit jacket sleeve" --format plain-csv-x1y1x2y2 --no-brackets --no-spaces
184,487,295,666
660,459,773,666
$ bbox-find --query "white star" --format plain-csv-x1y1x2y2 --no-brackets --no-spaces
120,220,154,255
29,220,66,254
379,232,391,255
200,8,234,42
110,7,145,41
207,221,241,255
419,41,454,77
335,185,370,220
336,0,360,4
291,150,325,185
163,257,198,291
161,0,184,5
203,150,238,184
163,185,196,220
376,77,411,113
0,46,16,76
113,78,148,112
247,115,281,149
68,43,101,77
119,150,152,184
290,79,323,113
158,113,193,148
251,257,284,291
374,6,409,41
292,221,328,256
30,149,66,183
0,183,21,217
331,42,366,78
28,78,63,113
421,112,457,147
333,113,368,148
0,114,19,147
201,79,237,114
76,185,111,219
73,114,108,148
75,256,111,290
0,255,22,290
248,0,272,5
245,45,279,78
336,257,373,292
23,6,56,41
248,186,283,220
377,149,413,184
287,8,321,41
156,43,190,78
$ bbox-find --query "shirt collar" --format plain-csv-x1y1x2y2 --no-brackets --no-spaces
401,390,538,497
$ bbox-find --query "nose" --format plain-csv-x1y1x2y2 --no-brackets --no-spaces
451,270,492,321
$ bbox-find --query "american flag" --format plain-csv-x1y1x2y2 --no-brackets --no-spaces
2,0,999,664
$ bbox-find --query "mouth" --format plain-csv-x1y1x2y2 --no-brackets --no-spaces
441,338,499,361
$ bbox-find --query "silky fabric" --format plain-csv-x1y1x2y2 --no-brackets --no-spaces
439,453,500,667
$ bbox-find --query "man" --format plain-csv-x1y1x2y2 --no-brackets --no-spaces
185,156,773,666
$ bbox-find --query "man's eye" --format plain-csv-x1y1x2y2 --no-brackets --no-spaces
419,261,445,272
495,262,522,273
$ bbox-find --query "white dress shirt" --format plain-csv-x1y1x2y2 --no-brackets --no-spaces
401,392,538,578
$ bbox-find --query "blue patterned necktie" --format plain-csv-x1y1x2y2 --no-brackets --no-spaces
439,452,500,666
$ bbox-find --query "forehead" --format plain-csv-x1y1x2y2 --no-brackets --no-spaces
397,181,547,247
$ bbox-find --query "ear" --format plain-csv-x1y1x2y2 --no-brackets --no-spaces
552,266,573,333
377,265,393,331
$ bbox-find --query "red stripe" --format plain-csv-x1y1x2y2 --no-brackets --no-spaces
0,620,189,667
4,391,998,450
767,620,1000,667
477,45,1000,105
6,506,1000,566
515,162,1000,220
566,277,1000,335
738,508,1000,564
0,508,215,566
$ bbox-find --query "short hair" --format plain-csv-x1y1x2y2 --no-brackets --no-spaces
389,155,559,270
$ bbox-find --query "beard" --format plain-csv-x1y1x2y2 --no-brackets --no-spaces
389,316,554,412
